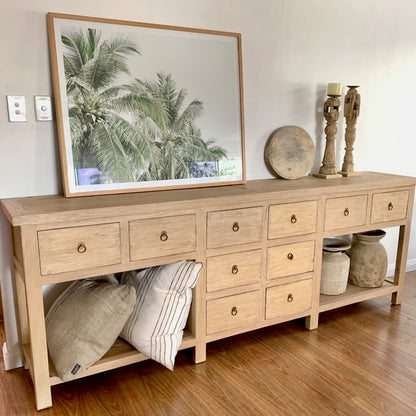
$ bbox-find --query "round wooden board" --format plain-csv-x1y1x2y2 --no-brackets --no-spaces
265,126,315,179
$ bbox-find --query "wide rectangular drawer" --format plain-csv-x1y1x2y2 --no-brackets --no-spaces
206,290,261,335
207,207,263,248
268,200,317,239
371,190,409,224
267,240,315,280
207,249,261,292
129,214,196,261
266,279,313,320
38,223,121,275
325,195,367,231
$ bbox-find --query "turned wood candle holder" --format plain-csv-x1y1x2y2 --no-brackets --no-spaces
339,85,361,176
314,94,342,179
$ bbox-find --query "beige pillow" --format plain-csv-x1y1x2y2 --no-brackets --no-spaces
120,261,202,370
45,275,136,381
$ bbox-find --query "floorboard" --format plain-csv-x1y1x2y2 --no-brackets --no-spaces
1,272,416,415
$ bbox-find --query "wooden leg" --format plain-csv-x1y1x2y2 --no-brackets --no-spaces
391,223,411,305
20,225,52,410
192,343,207,364
25,283,52,410
13,265,29,368
305,314,319,330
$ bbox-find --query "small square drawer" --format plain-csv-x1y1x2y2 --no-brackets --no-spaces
129,214,196,261
207,207,263,249
371,190,409,224
207,249,261,292
38,223,121,275
268,200,317,239
267,240,315,280
266,279,313,320
325,195,367,231
206,290,261,335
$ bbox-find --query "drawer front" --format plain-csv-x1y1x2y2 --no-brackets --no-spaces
267,240,315,280
38,223,121,275
266,279,313,319
207,249,261,292
268,200,317,239
129,214,196,261
325,195,367,231
207,207,263,248
371,190,409,224
206,290,262,335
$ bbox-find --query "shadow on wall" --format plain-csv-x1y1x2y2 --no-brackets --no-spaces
313,85,327,173
0,214,18,345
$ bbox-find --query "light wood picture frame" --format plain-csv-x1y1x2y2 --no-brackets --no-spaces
47,13,246,197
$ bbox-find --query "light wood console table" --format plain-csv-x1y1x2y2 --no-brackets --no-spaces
1,171,415,410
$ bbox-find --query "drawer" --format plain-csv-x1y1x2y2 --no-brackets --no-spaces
266,279,313,320
268,200,317,239
129,214,196,261
325,195,367,231
38,223,121,275
371,190,409,224
206,290,261,335
207,249,261,292
207,207,263,248
267,240,315,280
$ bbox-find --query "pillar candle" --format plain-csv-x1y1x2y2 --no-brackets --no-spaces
327,83,342,96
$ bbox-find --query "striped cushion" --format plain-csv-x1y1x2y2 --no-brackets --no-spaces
120,261,202,370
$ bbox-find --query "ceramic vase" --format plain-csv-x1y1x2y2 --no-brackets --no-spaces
320,238,351,295
348,230,388,288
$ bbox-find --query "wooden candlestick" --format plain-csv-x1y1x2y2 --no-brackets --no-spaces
339,85,361,176
314,94,342,179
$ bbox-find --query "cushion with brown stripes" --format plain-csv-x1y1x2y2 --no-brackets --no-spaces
120,261,202,370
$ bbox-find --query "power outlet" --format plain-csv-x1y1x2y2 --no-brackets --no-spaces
7,96,27,122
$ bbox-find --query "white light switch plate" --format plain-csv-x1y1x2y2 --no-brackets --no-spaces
7,96,27,122
34,96,53,121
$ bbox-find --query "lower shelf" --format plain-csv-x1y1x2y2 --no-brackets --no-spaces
319,281,398,313
22,330,195,386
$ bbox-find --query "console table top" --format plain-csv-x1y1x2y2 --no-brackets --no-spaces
2,172,415,226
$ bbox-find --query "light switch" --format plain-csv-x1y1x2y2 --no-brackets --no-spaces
7,96,27,122
34,96,53,121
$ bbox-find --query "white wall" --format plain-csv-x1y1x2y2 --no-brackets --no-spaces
1,0,416,367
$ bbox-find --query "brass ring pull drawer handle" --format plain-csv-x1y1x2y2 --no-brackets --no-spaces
231,306,238,316
160,231,168,242
287,294,294,303
287,253,294,260
344,208,350,216
291,214,297,224
388,202,394,211
232,222,240,232
232,265,239,274
77,242,87,253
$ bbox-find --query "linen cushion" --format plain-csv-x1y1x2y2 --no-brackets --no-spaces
45,275,136,381
120,261,202,370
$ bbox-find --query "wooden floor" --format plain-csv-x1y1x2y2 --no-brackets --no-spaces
2,273,416,416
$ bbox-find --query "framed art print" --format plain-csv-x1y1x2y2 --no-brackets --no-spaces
47,13,246,197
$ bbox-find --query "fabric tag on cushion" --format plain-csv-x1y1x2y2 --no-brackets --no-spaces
120,261,202,370
45,274,136,381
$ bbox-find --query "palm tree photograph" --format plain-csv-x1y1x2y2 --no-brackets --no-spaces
48,14,245,196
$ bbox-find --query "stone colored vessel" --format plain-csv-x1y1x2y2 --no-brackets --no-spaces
348,230,388,287
320,238,351,295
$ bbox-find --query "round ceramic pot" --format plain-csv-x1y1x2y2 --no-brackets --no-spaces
348,230,387,288
320,238,351,295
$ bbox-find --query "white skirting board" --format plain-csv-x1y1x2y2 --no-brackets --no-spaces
2,341,22,371
387,259,416,277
